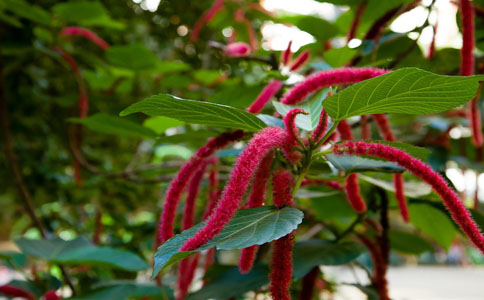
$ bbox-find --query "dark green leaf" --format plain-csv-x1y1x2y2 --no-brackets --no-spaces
53,1,123,29
389,230,434,254
153,206,304,277
187,265,269,300
121,94,267,132
409,204,457,250
106,44,160,71
323,68,484,121
72,282,173,300
323,47,357,67
310,193,357,219
210,84,266,108
293,240,364,280
359,175,432,198
3,0,50,25
326,154,405,173
69,113,157,138
279,15,339,42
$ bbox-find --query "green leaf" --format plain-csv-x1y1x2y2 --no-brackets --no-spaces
359,175,432,198
279,15,339,42
389,230,434,254
153,206,304,277
210,84,266,108
272,90,327,131
72,282,173,300
3,0,50,25
409,204,457,250
53,1,123,29
292,240,364,280
121,94,267,132
323,47,357,68
326,154,405,173
106,44,160,71
323,68,484,121
69,113,157,139
310,193,357,220
153,145,193,161
143,116,184,135
16,238,149,271
187,265,269,300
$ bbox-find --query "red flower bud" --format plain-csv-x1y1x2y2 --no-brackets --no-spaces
281,41,293,65
289,50,310,72
247,80,283,114
311,108,328,143
190,0,225,42
225,42,251,57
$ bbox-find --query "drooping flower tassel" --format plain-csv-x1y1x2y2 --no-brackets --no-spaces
334,141,484,254
360,115,371,139
0,285,35,300
338,120,367,213
311,108,328,143
190,0,225,42
357,234,389,300
282,109,308,163
281,67,388,105
247,80,283,114
180,127,288,251
60,26,110,50
157,130,244,247
269,169,295,300
239,152,274,274
299,267,319,300
459,0,483,147
372,113,409,222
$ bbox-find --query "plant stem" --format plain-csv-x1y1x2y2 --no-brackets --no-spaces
314,121,339,149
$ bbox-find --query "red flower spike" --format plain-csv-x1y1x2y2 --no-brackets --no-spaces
289,50,310,72
177,253,201,300
0,285,35,300
281,40,293,65
239,153,274,274
281,67,388,105
347,2,366,42
224,42,251,57
338,120,367,213
182,162,209,231
269,232,294,300
393,173,409,222
60,26,109,50
428,23,437,60
360,115,371,140
247,80,283,114
311,108,328,143
470,95,483,147
269,169,295,300
460,0,475,77
180,127,287,251
157,130,244,246
372,114,409,222
334,141,484,254
299,267,319,300
43,290,61,300
284,108,308,145
357,234,389,300
203,161,220,220
190,0,225,42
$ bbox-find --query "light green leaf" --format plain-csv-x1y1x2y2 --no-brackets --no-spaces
389,230,434,254
3,0,50,25
272,90,327,131
53,1,123,29
153,206,304,277
143,116,184,134
326,154,405,173
72,282,173,300
16,238,149,271
292,240,364,280
121,94,267,132
106,44,160,71
360,175,432,197
323,68,484,121
279,15,339,42
323,47,357,67
69,113,157,139
409,204,457,250
153,145,192,161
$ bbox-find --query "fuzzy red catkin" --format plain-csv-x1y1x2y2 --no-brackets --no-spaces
299,266,319,300
180,127,287,251
269,169,295,300
281,40,293,65
177,253,201,300
157,130,244,246
372,113,409,222
60,26,109,50
360,115,371,140
239,153,274,274
289,50,310,72
0,285,35,300
311,108,328,143
284,108,308,144
247,80,283,114
43,290,61,300
281,67,389,105
335,141,484,254
203,161,220,220
224,42,251,57
338,120,367,213
182,162,209,231
190,0,225,42
357,234,389,300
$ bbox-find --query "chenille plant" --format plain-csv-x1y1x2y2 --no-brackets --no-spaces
3,1,484,300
